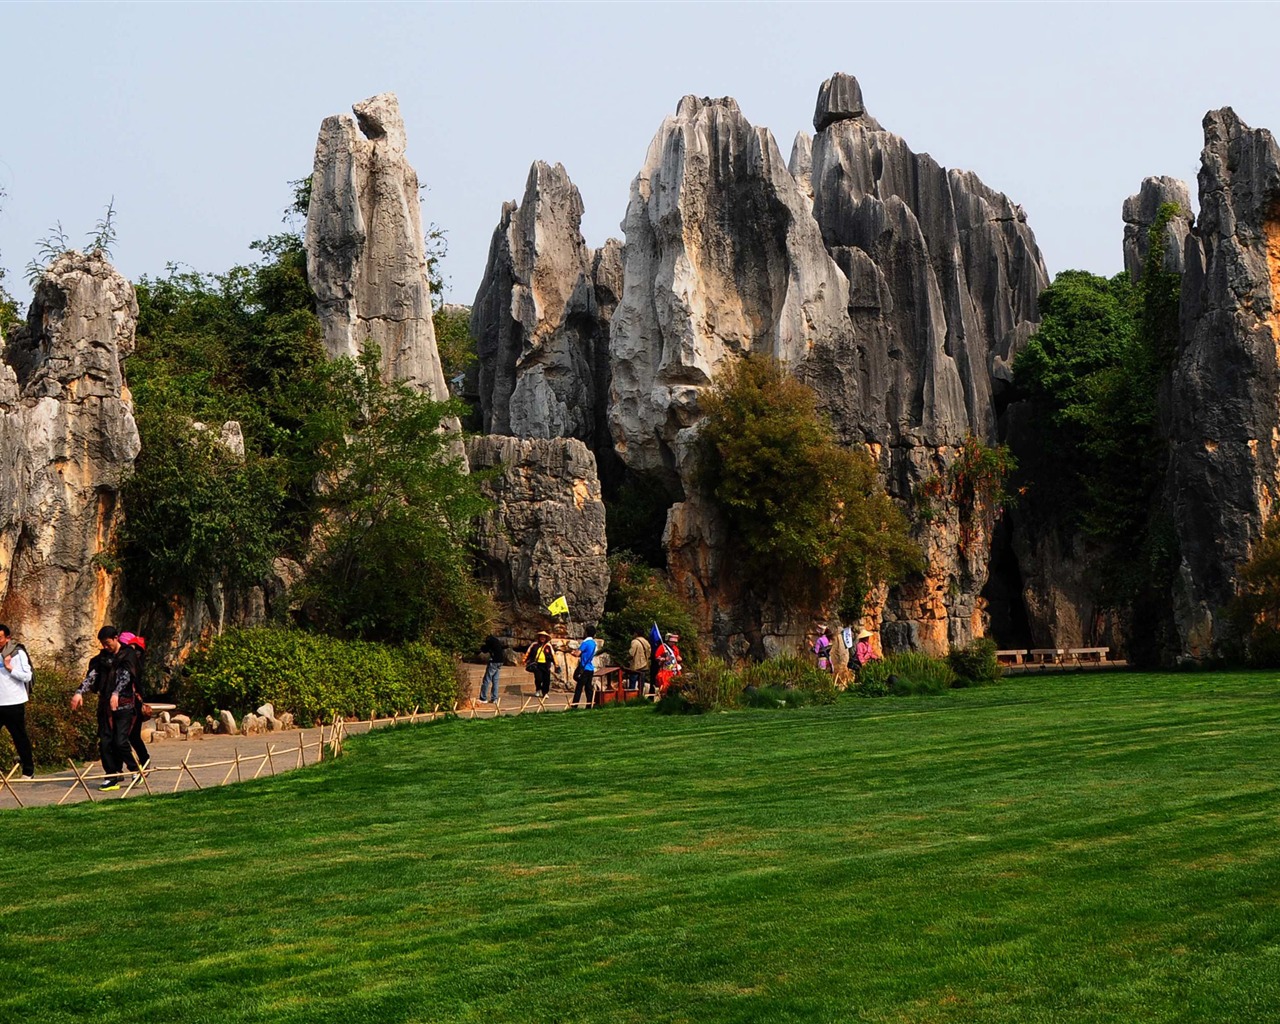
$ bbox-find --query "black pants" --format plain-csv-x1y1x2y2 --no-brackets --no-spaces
130,709,149,768
99,707,137,779
0,703,34,776
572,669,595,708
532,663,551,697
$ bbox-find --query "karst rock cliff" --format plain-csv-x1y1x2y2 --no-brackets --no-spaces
1165,108,1280,657
602,76,1048,655
466,435,608,640
306,92,451,398
0,251,140,660
470,162,618,456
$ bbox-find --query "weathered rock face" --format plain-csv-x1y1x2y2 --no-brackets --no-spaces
466,435,608,637
0,251,140,662
1123,176,1194,282
306,92,450,398
1165,108,1280,656
471,162,615,450
611,77,1048,655
609,94,852,485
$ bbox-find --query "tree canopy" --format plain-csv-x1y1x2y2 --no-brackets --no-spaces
698,354,921,615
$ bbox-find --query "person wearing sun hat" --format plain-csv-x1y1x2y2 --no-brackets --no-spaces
524,630,555,699
854,627,879,670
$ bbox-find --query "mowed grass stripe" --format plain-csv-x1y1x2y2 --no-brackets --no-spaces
2,671,1279,1023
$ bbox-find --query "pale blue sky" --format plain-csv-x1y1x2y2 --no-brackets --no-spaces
2,2,1277,305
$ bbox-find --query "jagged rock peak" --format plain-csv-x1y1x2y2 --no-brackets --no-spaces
789,131,813,200
0,251,140,660
676,95,741,118
1122,176,1194,281
814,73,878,132
304,92,450,399
471,159,605,446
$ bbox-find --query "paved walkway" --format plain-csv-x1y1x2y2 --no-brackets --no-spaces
1,664,614,810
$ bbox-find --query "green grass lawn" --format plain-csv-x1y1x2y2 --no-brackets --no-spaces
3,671,1280,1023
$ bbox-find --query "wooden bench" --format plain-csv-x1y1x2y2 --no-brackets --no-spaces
1066,647,1110,664
591,667,628,704
996,649,1029,666
1026,648,1065,665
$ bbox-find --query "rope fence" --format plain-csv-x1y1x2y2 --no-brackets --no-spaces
1,689,594,808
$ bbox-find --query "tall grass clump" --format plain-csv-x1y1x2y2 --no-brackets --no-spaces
948,637,1003,687
855,651,957,697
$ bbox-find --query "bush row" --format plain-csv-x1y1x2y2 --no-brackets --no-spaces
0,668,99,771
181,627,459,725
854,638,1003,697
663,655,838,713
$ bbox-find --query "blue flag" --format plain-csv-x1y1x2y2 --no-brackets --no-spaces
649,621,663,649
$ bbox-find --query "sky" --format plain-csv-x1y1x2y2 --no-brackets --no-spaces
3,2,1279,307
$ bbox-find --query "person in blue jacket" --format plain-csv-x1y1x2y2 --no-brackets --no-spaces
572,626,599,709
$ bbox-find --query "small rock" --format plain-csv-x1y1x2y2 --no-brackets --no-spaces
266,716,283,731
278,712,294,730
172,714,191,727
140,726,155,744
165,722,183,739
205,714,218,734
159,711,171,725
187,722,204,740
219,710,238,735
256,703,275,720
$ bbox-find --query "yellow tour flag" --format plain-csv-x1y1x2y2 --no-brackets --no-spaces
547,596,569,616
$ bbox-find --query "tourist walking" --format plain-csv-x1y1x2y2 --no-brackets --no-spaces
626,629,651,695
479,633,505,704
0,623,35,780
655,633,682,695
525,630,555,699
118,632,150,770
70,626,140,791
813,626,834,673
572,626,599,708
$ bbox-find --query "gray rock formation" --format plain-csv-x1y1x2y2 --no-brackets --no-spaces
471,162,611,447
0,250,140,661
609,78,1048,655
609,94,852,485
305,92,450,398
806,73,1048,653
466,435,608,636
1123,176,1194,282
1165,108,1280,657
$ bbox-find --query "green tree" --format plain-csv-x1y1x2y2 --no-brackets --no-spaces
698,354,921,615
599,555,701,659
296,345,490,649
432,303,477,382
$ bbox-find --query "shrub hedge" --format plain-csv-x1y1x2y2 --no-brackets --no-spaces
855,652,957,697
663,654,837,713
948,637,1003,687
181,627,458,724
0,668,99,772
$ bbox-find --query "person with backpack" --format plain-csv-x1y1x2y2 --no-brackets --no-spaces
70,626,141,791
626,629,651,695
118,632,150,769
812,625,834,673
478,633,505,705
571,626,599,709
524,630,555,699
0,623,35,780
654,633,682,696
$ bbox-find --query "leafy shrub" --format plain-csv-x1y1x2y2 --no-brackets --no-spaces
676,656,743,712
855,652,957,697
947,637,1003,687
600,555,700,661
0,668,99,771
181,627,458,724
697,354,922,616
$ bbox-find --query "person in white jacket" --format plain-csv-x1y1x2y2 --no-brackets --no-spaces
0,624,34,779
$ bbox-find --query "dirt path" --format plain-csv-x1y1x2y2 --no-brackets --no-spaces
1,664,611,810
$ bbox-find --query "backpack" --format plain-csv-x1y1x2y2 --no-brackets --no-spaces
6,641,31,695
